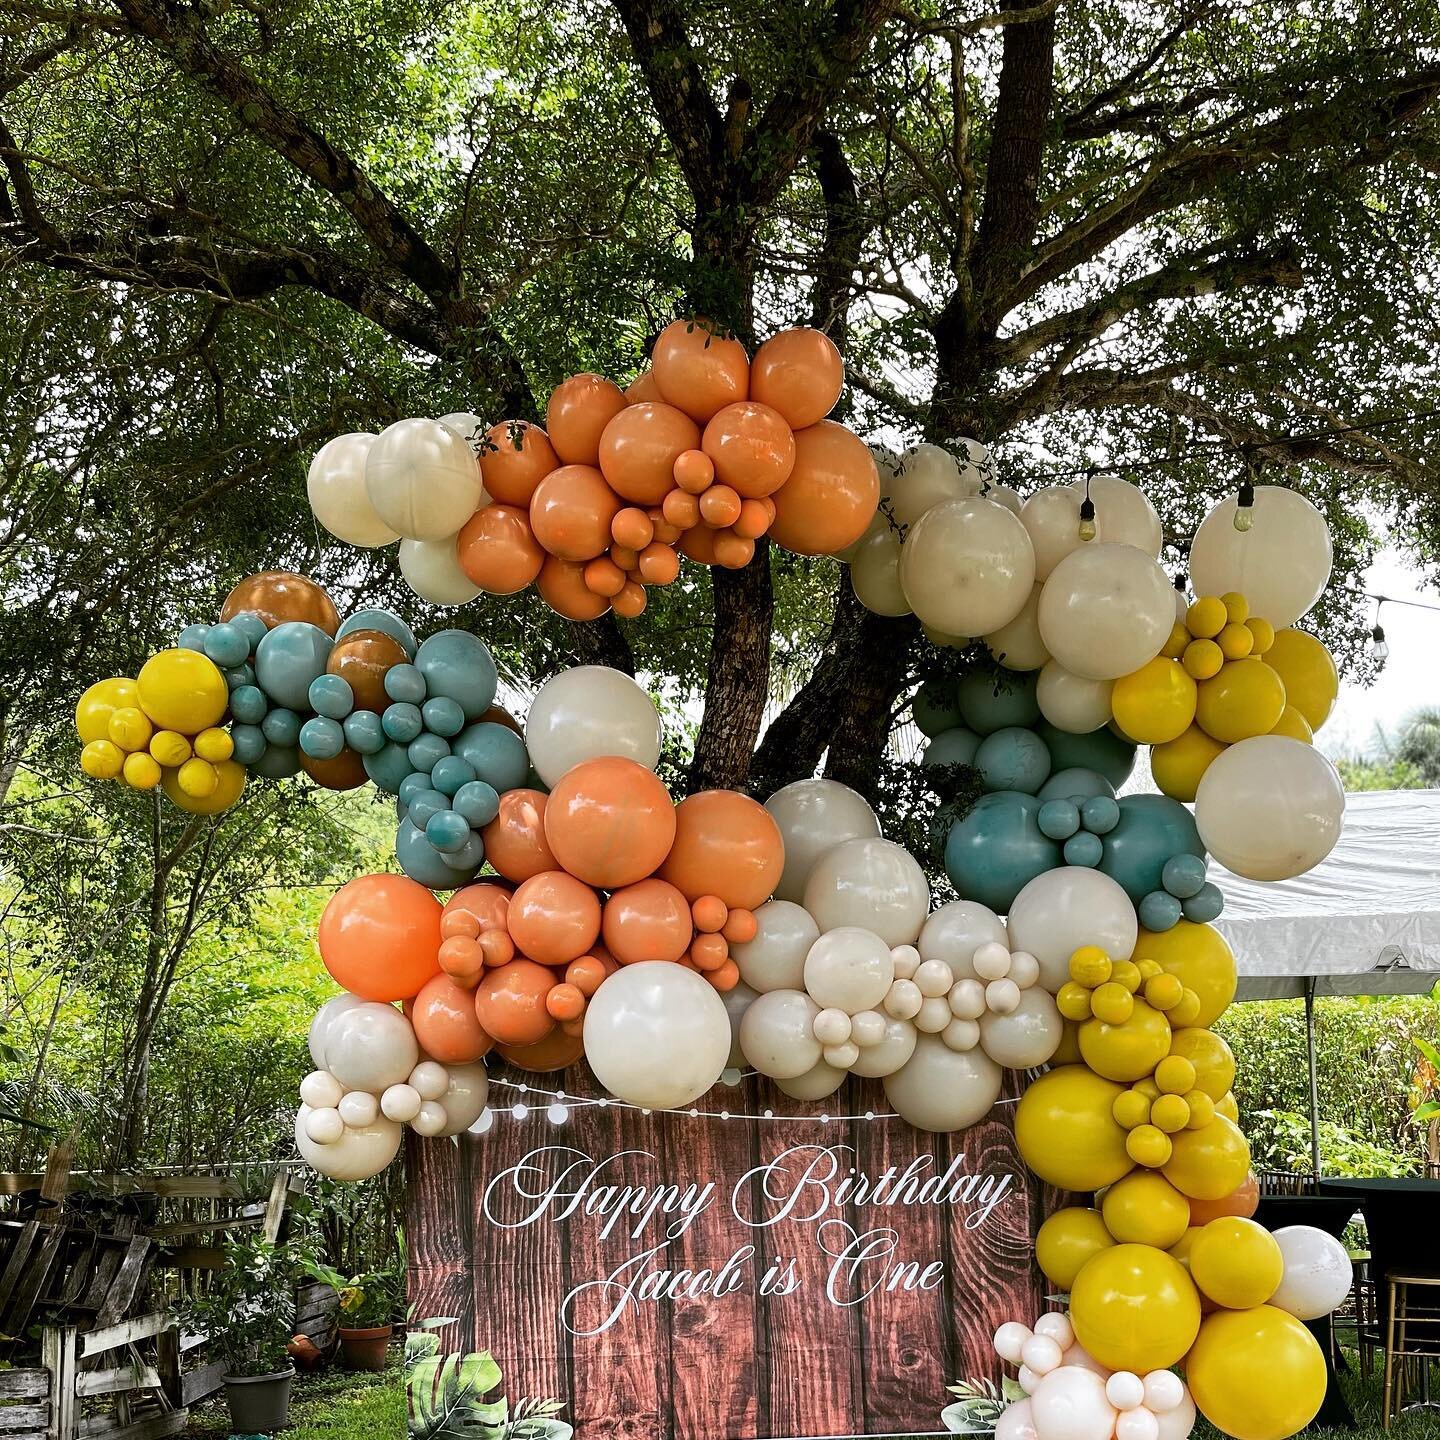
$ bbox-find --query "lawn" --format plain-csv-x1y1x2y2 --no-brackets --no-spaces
184,1363,403,1439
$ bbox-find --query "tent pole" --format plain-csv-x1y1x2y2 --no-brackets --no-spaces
1305,980,1321,1179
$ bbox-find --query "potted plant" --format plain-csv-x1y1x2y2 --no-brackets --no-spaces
307,1262,399,1370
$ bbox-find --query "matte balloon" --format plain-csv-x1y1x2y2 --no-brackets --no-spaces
884,1036,1002,1132
482,788,559,882
457,502,546,594
308,433,400,546
1263,628,1337,731
397,816,479,888
415,630,499,720
1162,1114,1251,1199
546,373,627,464
1037,662,1113,735
1020,486,1087,581
161,757,247,815
661,790,784,910
399,535,484,606
650,320,750,423
768,420,880,556
749,327,843,429
1270,1225,1353,1320
526,666,661,787
848,1014,918,1078
544,756,676,888
776,1059,848,1101
1007,867,1138,991
803,837,929,946
922,727,982,772
1189,1215,1283,1308
913,680,963,736
365,417,484,541
318,873,444,1001
252,622,332,712
958,668,1041,735
763,778,881,903
451,722,528,793
739,988,823,1079
411,973,494,1064
478,420,560,506
435,1061,491,1135
1111,658,1197,745
323,1002,420,1091
979,986,1064,1068
1195,658,1286,743
1015,1066,1133,1191
944,792,1060,915
985,584,1051,672
598,402,701,504
1069,475,1163,556
730,900,820,992
887,443,974,526
1096,795,1204,905
1069,1244,1201,1373
1132,921,1235,1028
849,526,911,616
221,571,340,635
917,901,1009,982
295,1104,402,1181
974,727,1052,794
804,927,895,1011
307,993,367,1068
76,677,142,744
1037,721,1136,790
1036,1208,1116,1290
1038,543,1174,681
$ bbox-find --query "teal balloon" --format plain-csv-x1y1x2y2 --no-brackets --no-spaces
415,630,498,720
1080,794,1121,835
384,663,427,705
308,674,355,720
299,716,345,760
913,679,962,738
1139,891,1184,931
252,743,301,779
177,624,210,652
408,788,451,829
230,685,268,725
261,708,301,748
224,663,256,690
957,668,1040,736
944,791,1061,913
453,722,529,793
1097,793,1204,904
1036,721,1136,789
395,818,464,889
1037,767,1116,804
1039,799,1081,840
338,608,417,658
343,711,386,755
440,829,487,871
431,755,477,797
229,613,269,651
231,724,266,765
203,622,250,668
409,733,451,774
398,772,434,808
382,702,423,743
975,726,1051,794
422,696,466,738
454,779,501,827
1162,853,1208,899
1182,882,1225,924
364,742,413,794
922,726,981,770
425,809,472,853
1064,831,1104,867
254,622,333,710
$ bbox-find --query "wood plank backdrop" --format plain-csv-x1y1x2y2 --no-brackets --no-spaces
406,1066,1050,1440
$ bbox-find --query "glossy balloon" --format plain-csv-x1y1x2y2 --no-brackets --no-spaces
526,666,662,787
1038,543,1174,681
768,420,880,556
763,778,881,903
661,790,784,910
221,571,340,635
365,417,483,541
804,836,930,946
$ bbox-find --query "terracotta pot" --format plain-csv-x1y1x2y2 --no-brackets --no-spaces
287,1333,324,1371
338,1324,392,1371
224,1367,294,1432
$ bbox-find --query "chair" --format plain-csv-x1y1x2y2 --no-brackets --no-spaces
1382,1271,1440,1428
1344,1258,1381,1380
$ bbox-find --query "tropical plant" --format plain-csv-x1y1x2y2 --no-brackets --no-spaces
1411,1035,1440,1169
187,1237,300,1378
307,1260,402,1330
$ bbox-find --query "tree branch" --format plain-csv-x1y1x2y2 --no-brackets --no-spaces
809,128,865,341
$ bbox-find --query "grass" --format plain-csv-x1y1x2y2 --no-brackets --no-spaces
184,1361,403,1439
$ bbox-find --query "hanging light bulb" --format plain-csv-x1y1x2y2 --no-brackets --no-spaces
1371,601,1389,664
1233,459,1256,532
1078,473,1097,541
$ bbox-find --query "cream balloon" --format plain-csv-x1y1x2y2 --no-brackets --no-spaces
1007,868,1139,990
1069,475,1163,557
917,900,1009,981
1270,1225,1354,1320
307,433,399,547
848,1014,917,1077
883,1036,1002,1132
380,1083,423,1123
889,442,978,526
295,1104,402,1181
1030,1368,1118,1440
979,986,1064,1068
436,1061,490,1136
1195,735,1344,881
337,1091,380,1128
985,583,1050,672
398,535,484,606
1037,661,1114,734
803,837,931,947
304,1107,345,1145
803,927,896,1011
299,1069,343,1110
364,417,485,541
410,1061,450,1101
764,778,881,903
1038,542,1174,680
437,411,488,459
777,1059,848,1100
1020,486,1085,581
308,993,367,1069
739,989,823,1079
322,1003,419,1092
722,980,759,1067
899,496,1036,637
730,900,820,992
1189,484,1333,627
583,962,731,1107
995,1398,1039,1440
987,484,1024,516
525,665,663,787
850,526,913,616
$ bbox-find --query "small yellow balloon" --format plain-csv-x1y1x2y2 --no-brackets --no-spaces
1036,1206,1115,1290
1184,1090,1216,1129
1111,959,1142,993
1245,616,1275,654
1057,981,1094,1021
1110,657,1198,745
108,706,154,753
1220,591,1249,624
1132,920,1237,1028
1151,724,1226,802
1150,1093,1191,1133
194,727,235,763
1163,1113,1250,1199
1264,627,1338,732
136,648,228,734
1186,596,1227,640
1053,1020,1084,1066
122,751,162,790
1144,972,1184,1012
1102,1170,1191,1247
1189,1215,1283,1308
149,730,192,767
1154,1054,1197,1095
1069,946,1113,987
1161,621,1190,659
1070,1242,1201,1372
1090,981,1134,1025
1113,1089,1151,1130
1127,1123,1173,1168
81,739,125,779
161,758,247,816
1079,998,1171,1082
1135,957,1162,981
1196,658,1287,743
1015,1066,1134,1192
1170,988,1202,1027
75,677,141,744
1182,637,1224,680
1270,704,1315,743
1186,1305,1327,1440
1217,1091,1240,1122
1168,1026,1236,1100
177,757,220,798
1168,1224,1202,1272
1216,621,1254,660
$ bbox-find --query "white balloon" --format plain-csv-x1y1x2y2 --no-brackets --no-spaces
718,980,759,1068
987,483,1024,515
307,433,399,547
979,986,1064,1068
437,411,490,462
1038,542,1175,680
883,1036,1002,1132
412,1101,449,1136
325,1003,420,1093
1106,1372,1146,1411
804,927,896,1012
804,837,930,947
995,1322,1033,1364
918,900,1009,981
731,900,820,992
1270,1225,1354,1320
398,535,483,606
899,496,1036,638
1031,1367,1118,1440
1034,1313,1075,1349
304,1107,345,1145
776,1059,848,1101
409,1060,451,1101
985,583,1051,672
1115,1409,1159,1440
308,993,367,1069
583,962,730,1106
365,417,484,541
337,1090,380,1128
299,1070,343,1110
1155,1390,1196,1440
1023,1333,1064,1376
890,442,977,526
739,989,823,1079
850,527,913,616
1189,484,1333,628
381,1083,423,1123
848,1015,917,1077
1195,736,1344,881
1141,1371,1185,1413
1007,868,1138,990
836,507,887,565
525,665,662,787
764,779,881,903
436,1062,490,1136
995,1397,1039,1440
295,1104,401,1181
1037,661,1114,734
1070,475,1163,557
1020,486,1086,582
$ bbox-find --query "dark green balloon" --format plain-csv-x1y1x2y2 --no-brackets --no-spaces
944,791,1061,913
1097,794,1203,903
912,678,962,738
957,667,1040,735
1036,720,1136,789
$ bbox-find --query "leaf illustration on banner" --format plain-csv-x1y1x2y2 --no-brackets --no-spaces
941,1375,1010,1434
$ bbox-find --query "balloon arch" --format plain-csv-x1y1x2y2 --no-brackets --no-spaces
75,320,1350,1440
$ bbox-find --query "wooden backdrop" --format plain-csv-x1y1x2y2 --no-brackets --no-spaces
407,1068,1054,1440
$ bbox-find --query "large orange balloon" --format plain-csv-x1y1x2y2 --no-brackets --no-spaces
325,628,409,713
1186,1171,1261,1226
768,420,879,556
478,421,559,506
701,401,796,498
598,403,702,505
480,705,524,736
624,368,665,404
457,503,545,594
300,748,368,791
482,789,559,883
659,790,784,910
507,870,602,965
499,1027,585,1072
750,327,844,430
602,878,694,964
473,959,556,1046
543,756,676,888
221,571,339,635
651,320,749,422
546,373,627,465
411,973,494,1064
318,873,442,1001
530,465,622,561
536,556,611,620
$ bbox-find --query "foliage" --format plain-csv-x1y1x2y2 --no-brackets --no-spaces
307,1260,402,1331
187,1237,301,1379
186,1360,403,1440
1335,754,1428,791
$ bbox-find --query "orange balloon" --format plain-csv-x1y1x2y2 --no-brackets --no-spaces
474,959,557,1046
712,532,755,569
536,556,612,620
507,869,602,965
412,973,494,1063
723,907,758,944
734,498,773,540
478,421,559,506
530,465,622,562
598,403,702,505
651,320,749,422
649,512,682,545
543,755,676,888
499,1026,585,1072
677,523,723,565
546,373,627,465
768,419,879,556
710,958,741,992
673,449,715,494
442,882,511,937
637,543,679,586
326,628,409,713
438,936,484,985
601,878,694,964
610,544,640,571
457,503,545,594
624,367,665,404
480,705,523,736
702,401,797,498
1186,1172,1261,1225
691,933,730,971
583,556,627,598
300,748,368,791
221,571,339,635
480,930,515,967
546,981,586,1022
318,873,442,1001
481,789,559,882
612,507,655,551
566,953,614,995
659,790,785,909
662,489,701,530
692,895,728,933
699,484,743,528
613,581,647,618
750,327,844,430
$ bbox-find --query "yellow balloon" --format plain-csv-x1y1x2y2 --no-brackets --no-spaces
1113,1089,1151,1130
136,648,228,734
107,706,153,753
1216,1091,1239,1122
1151,724,1225,803
1132,921,1237,1028
1186,596,1227,639
1168,1027,1236,1099
80,739,124,779
1091,981,1134,1024
194,727,235,763
1161,621,1190,659
1184,1090,1216,1129
1189,1215,1283,1308
149,730,192,768
1154,1054,1197,1094
1217,621,1254,660
1186,1305,1327,1440
75,677,141,744
1182,638,1223,680
1079,998,1171,1082
1126,1123,1172,1168
1151,1093,1191,1132
1220,591,1249,624
161,758,247,816
1195,658,1286,743
177,757,219,798
1052,1020,1084,1066
1168,1224,1201,1272
1264,627,1338,732
1245,616,1275,654
1270,704,1314,743
1015,1065,1134,1191
1111,658,1198,745
122,751,162,790
1163,1113,1250,1199
1070,1243,1201,1372
1101,1170,1191,1248
1036,1206,1115,1290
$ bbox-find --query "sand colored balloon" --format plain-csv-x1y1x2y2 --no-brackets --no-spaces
365,417,484,541
763,777,880,903
308,432,398,546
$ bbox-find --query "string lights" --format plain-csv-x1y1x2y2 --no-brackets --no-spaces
1370,600,1389,665
1078,472,1097,541
1233,458,1257,533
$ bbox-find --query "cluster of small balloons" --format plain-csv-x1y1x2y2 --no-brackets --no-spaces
307,321,882,620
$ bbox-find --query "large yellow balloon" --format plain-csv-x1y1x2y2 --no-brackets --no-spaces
76,677,141,744
1189,1215,1283,1308
136,649,228,734
1150,724,1225,802
1052,1020,1083,1066
1217,1091,1239,1122
1264,628,1338,733
1186,1305,1327,1440
1132,922,1236,1028
1195,658,1286,743
1163,1113,1250,1199
1111,657,1197,745
1270,704,1315,743
1101,1170,1191,1248
1070,1243,1201,1372
161,758,247,816
1168,1027,1235,1099
1015,1065,1134,1191
1079,998,1172,1082
1036,1206,1115,1291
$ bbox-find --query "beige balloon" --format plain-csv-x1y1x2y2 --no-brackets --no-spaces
1036,660,1115,734
850,526,913,616
307,993,367,1068
295,1104,402,1181
917,900,1009,982
1006,867,1138,990
1068,475,1163,557
803,837,931,947
985,583,1050,671
777,1059,848,1101
979,987,1064,1069
722,980,760,1068
525,665,662,787
399,536,483,606
365,417,485,541
889,442,980,526
1037,542,1174,680
324,1003,419,1093
739,989,823,1079
731,899,820,991
883,1037,1002,1132
1020,485,1085,581
849,1015,918,1077
307,433,399,547
764,778,881,903
986,483,1024,515
803,926,896,1012
436,1062,490,1136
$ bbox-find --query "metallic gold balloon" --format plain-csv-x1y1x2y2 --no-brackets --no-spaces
300,747,369,791
220,570,340,636
325,629,409,714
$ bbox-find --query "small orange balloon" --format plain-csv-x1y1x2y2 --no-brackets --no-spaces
530,464,622,562
624,367,665,404
221,570,339,635
699,483,743,528
443,882,511,935
610,544,640,571
482,789,559,883
318,873,442,1001
1186,1172,1261,1225
768,419,880,557
702,401,797,498
749,327,844,430
691,933,730,971
499,1026,586,1072
692,895,728,933
712,532,755,569
478,421,559,506
660,790,785,909
480,930,515,967
662,489,701,530
457,503,545,594
584,556,627,598
673,449,716,494
613,580,647,617
602,878,695,964
412,973,494,1063
326,628,409,713
649,512,682,545
566,953,613,995
546,982,586,1022
546,372,627,465
474,959,557,1046
438,936,484,985
677,524,722,565
612,507,655,551
598,403,702,505
651,319,750,422
733,499,773,540
544,755,676,888
723,907,758,944
709,958,741,992
507,869,602,965
536,556,612,620
300,748,369,791
637,543,680,586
